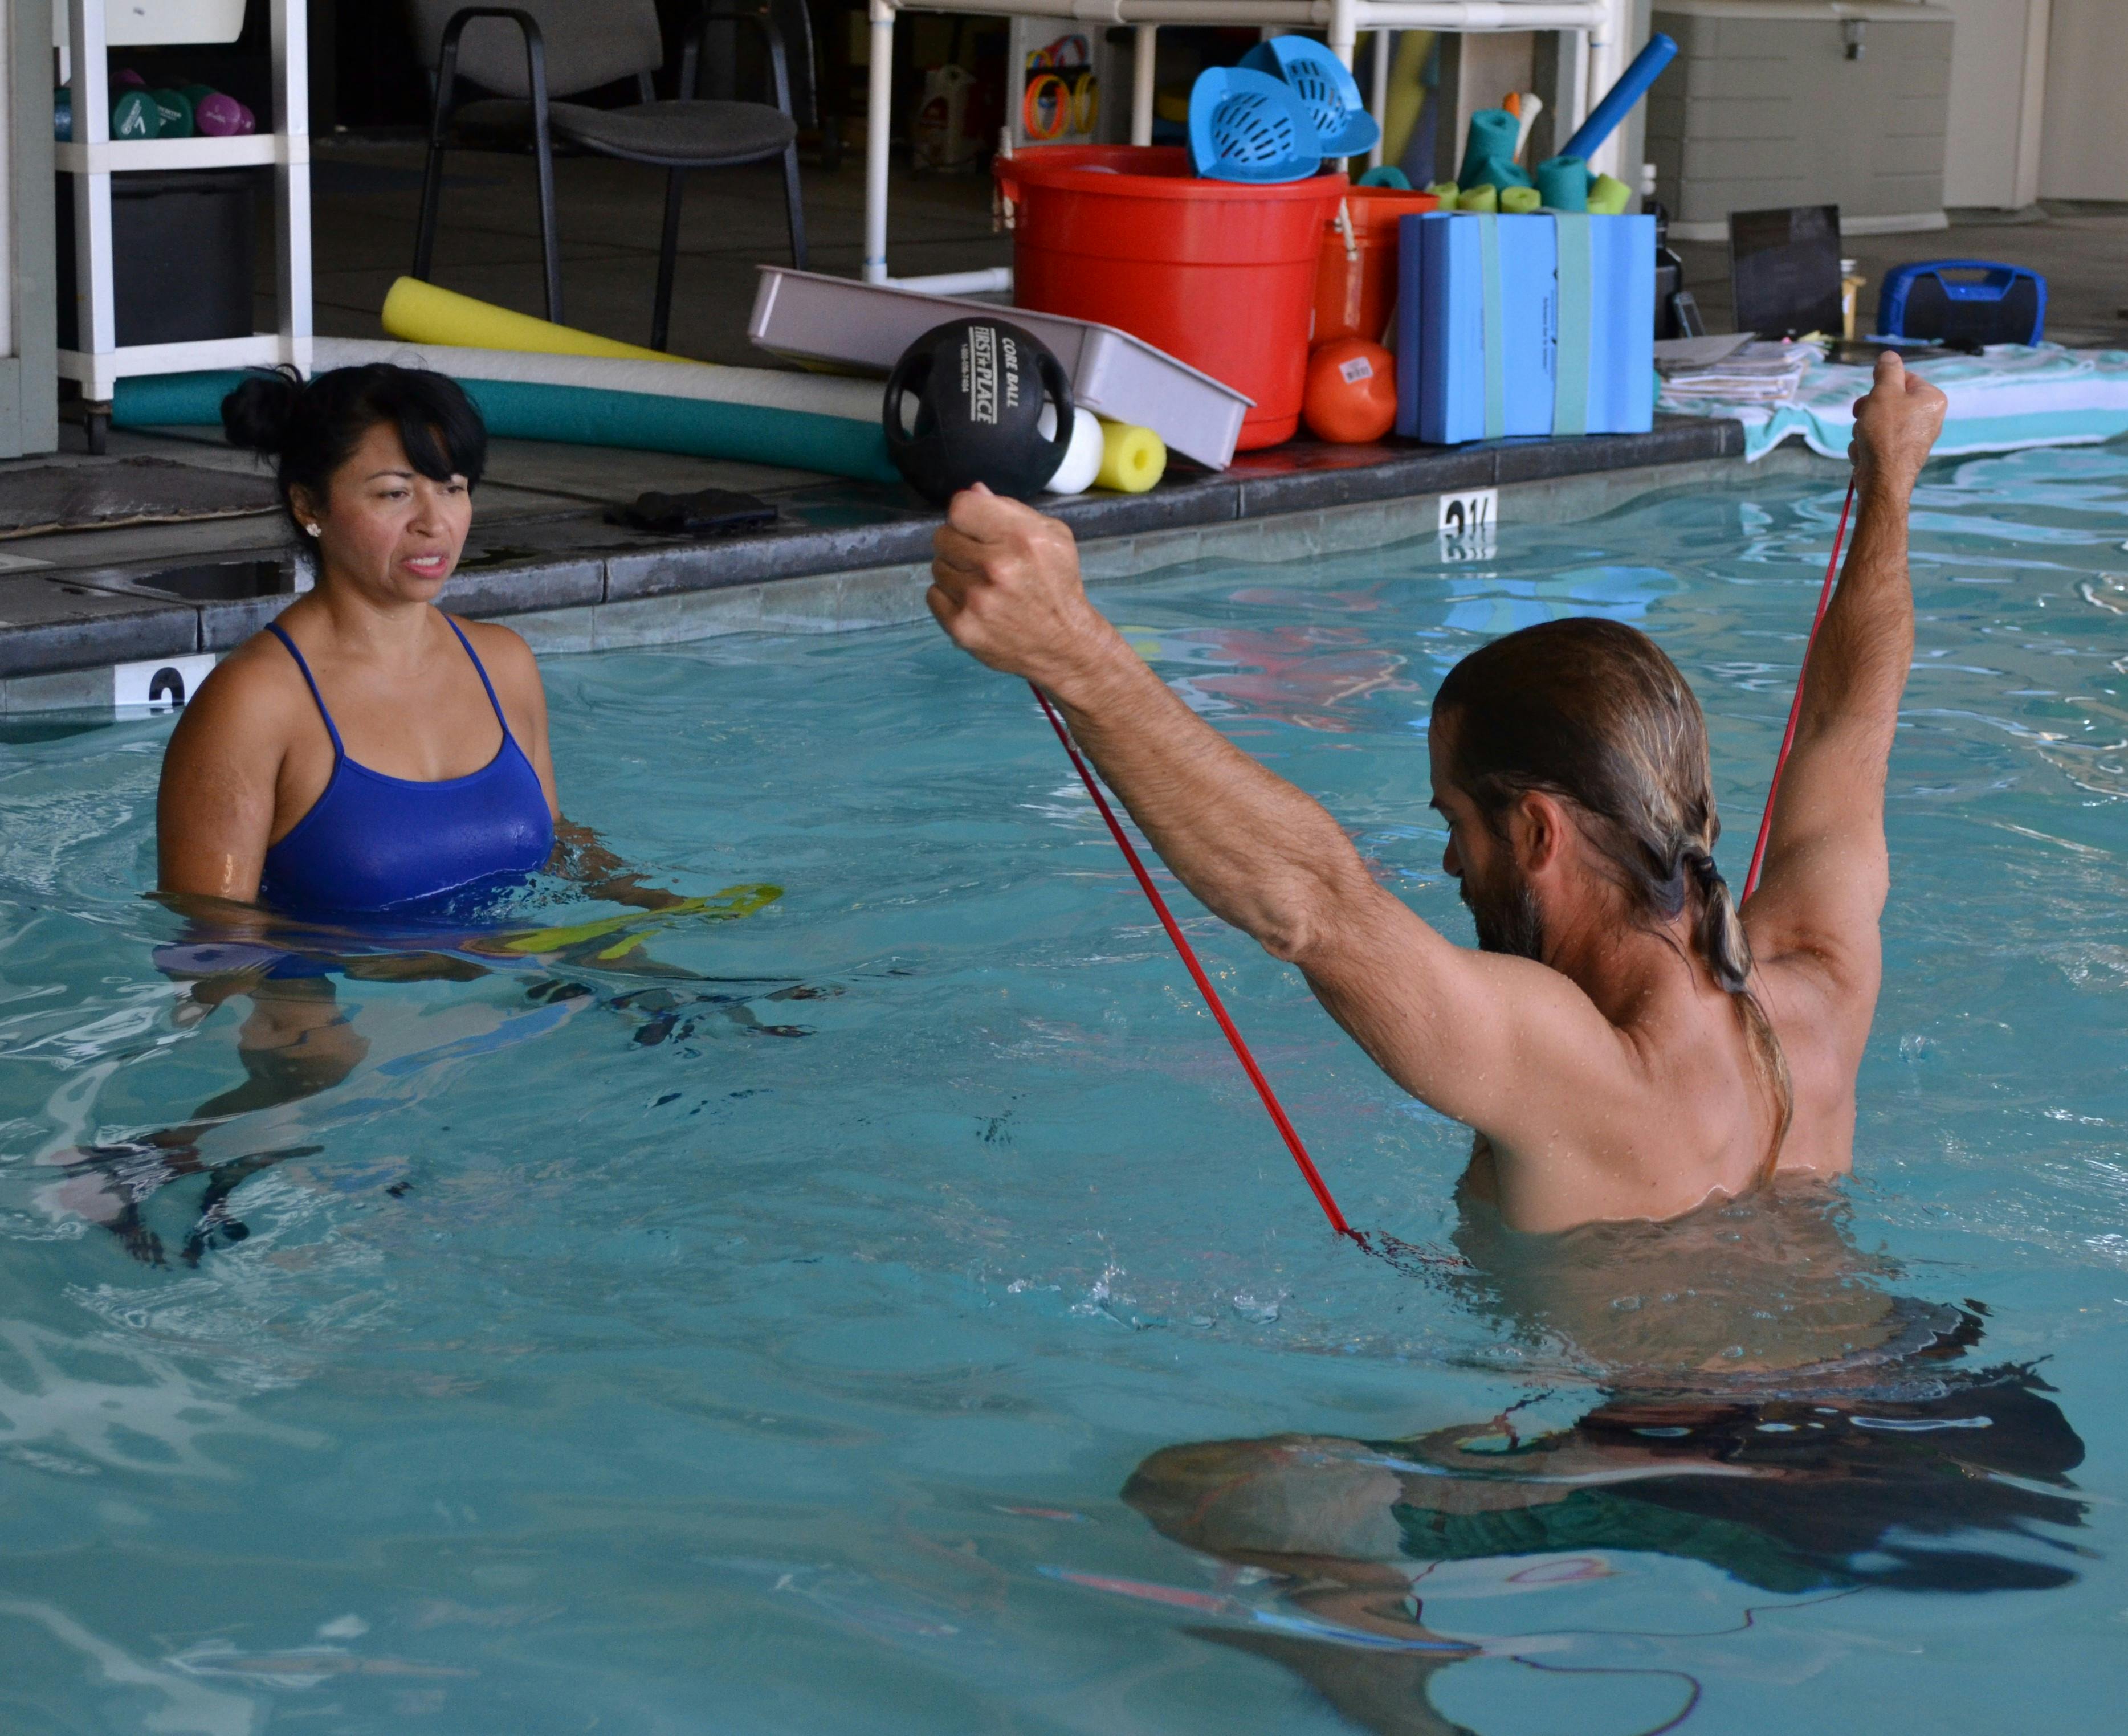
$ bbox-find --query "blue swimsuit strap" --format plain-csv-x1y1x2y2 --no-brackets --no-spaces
440,615,515,744
266,616,516,759
264,621,345,759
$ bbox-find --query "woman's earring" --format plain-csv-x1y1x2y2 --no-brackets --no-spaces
304,523,321,538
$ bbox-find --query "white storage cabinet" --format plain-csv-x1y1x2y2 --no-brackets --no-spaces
1646,1,1953,241
54,0,311,450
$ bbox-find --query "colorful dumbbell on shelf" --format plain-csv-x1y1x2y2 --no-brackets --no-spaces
54,73,255,142
186,85,257,137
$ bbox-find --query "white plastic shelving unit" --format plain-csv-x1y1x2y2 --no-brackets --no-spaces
858,0,1628,290
55,0,311,448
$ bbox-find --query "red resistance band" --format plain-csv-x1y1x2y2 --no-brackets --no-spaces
1742,480,1857,902
1030,684,1356,1239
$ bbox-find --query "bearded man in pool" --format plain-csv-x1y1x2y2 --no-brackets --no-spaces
927,354,1947,1235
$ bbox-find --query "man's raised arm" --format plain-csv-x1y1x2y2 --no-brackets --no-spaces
928,485,1391,965
1743,353,1947,1016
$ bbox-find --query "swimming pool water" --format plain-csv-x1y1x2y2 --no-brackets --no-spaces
3,447,2127,1733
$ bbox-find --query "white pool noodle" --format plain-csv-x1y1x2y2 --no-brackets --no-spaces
1513,95,1543,165
312,337,885,423
1040,404,1105,495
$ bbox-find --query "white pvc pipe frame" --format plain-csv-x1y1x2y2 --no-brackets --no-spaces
60,0,313,400
865,0,1627,286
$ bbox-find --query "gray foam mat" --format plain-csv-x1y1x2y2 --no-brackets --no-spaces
0,457,276,539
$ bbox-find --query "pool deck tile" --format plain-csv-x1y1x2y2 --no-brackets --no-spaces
594,582,775,650
0,663,127,712
498,606,602,657
45,549,293,655
0,415,1758,697
447,555,608,620
606,520,937,601
195,594,296,651
454,513,677,573
833,566,934,632
1489,420,1746,484
1230,444,1499,516
0,575,199,679
1047,471,1242,538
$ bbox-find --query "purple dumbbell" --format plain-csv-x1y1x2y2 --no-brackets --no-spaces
192,91,255,137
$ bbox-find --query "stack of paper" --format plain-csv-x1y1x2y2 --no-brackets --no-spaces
1656,337,1815,405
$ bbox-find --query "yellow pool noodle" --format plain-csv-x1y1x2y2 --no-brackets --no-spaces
472,884,782,959
1380,30,1436,169
1457,184,1499,213
382,276,691,364
1500,185,1542,214
1095,420,1165,493
1586,173,1633,215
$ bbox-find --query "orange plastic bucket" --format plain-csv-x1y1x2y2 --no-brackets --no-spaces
995,145,1347,450
1313,186,1439,346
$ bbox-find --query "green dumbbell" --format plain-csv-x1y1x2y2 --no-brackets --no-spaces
149,88,195,138
109,88,161,140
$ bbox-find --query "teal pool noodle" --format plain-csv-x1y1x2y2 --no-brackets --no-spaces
112,370,250,425
1458,109,1531,189
113,369,900,485
459,380,898,484
1536,154,1589,212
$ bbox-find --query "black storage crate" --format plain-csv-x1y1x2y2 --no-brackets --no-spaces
56,169,259,350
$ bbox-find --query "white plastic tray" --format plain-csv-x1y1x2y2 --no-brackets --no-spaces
56,1,247,46
748,267,1253,470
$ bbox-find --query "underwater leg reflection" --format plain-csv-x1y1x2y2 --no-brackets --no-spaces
39,925,830,1266
36,974,360,1266
1122,1362,2086,1736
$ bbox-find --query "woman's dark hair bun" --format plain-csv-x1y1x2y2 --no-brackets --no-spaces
219,365,304,456
215,362,487,537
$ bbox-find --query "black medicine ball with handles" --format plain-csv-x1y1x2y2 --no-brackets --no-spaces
883,318,1075,506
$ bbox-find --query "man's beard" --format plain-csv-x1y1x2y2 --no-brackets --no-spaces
1461,863,1546,961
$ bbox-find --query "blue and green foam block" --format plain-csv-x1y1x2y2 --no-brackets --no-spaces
1395,211,1655,444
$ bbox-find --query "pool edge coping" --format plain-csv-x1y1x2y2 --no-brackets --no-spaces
1,426,1849,715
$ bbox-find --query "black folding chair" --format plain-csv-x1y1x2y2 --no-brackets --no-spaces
409,0,812,350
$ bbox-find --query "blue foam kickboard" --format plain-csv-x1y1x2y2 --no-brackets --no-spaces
1395,211,1655,444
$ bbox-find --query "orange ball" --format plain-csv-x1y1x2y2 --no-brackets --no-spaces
1302,337,1398,444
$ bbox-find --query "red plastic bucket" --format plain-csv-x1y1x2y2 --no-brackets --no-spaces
995,145,1347,451
1313,186,1439,346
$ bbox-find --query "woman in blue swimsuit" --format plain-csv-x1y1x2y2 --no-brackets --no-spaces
101,365,691,1264
160,363,574,917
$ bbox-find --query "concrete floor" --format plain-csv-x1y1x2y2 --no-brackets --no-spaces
304,136,1010,364
1674,202,2128,348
